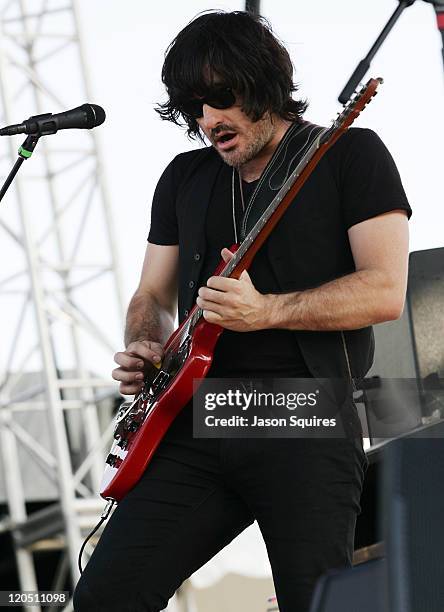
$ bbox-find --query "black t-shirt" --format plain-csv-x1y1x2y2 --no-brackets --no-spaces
147,127,412,377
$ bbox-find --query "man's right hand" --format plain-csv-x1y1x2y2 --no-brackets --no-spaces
112,340,164,396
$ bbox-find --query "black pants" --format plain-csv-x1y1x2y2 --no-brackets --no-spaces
73,403,367,612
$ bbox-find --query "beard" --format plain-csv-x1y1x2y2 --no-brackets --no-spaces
212,114,276,168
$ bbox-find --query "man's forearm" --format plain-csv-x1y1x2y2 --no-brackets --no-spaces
264,268,405,331
124,291,175,347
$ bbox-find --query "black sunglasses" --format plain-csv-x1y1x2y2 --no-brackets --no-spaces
179,87,236,119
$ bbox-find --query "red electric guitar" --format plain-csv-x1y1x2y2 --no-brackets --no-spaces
101,78,382,502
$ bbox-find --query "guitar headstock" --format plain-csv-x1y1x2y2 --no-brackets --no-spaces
321,77,383,146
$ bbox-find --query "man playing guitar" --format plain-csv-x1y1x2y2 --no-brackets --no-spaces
74,11,411,612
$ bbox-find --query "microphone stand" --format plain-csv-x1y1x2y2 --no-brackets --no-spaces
339,0,444,104
0,133,40,204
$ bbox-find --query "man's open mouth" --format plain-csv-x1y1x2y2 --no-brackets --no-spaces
215,132,238,149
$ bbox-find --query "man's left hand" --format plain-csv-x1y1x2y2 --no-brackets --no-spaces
196,248,268,332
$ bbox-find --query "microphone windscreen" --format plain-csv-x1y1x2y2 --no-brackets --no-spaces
90,104,106,127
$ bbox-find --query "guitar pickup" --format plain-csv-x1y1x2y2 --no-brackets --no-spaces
152,370,171,393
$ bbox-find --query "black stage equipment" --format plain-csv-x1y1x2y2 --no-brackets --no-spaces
407,247,444,412
310,422,444,611
383,434,444,612
361,248,444,443
308,559,387,612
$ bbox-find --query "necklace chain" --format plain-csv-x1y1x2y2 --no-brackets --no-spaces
231,167,246,244
238,169,246,213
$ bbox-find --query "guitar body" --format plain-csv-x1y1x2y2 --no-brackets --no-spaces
101,78,383,502
100,254,229,502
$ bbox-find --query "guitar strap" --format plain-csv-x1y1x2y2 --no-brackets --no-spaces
239,120,326,239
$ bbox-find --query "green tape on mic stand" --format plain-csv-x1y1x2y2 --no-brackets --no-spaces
18,146,33,158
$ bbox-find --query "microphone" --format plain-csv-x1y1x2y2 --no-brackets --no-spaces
0,103,106,136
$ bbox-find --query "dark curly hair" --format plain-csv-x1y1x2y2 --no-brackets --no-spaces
155,11,307,140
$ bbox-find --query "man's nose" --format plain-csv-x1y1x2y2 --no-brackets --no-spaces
200,103,225,132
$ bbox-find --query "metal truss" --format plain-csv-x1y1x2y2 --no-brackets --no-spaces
0,0,125,608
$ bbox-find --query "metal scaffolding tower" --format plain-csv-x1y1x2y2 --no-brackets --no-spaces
0,0,125,607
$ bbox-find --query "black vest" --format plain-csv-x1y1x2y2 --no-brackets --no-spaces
173,122,375,385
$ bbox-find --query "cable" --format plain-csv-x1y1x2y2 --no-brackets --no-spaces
78,499,116,574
